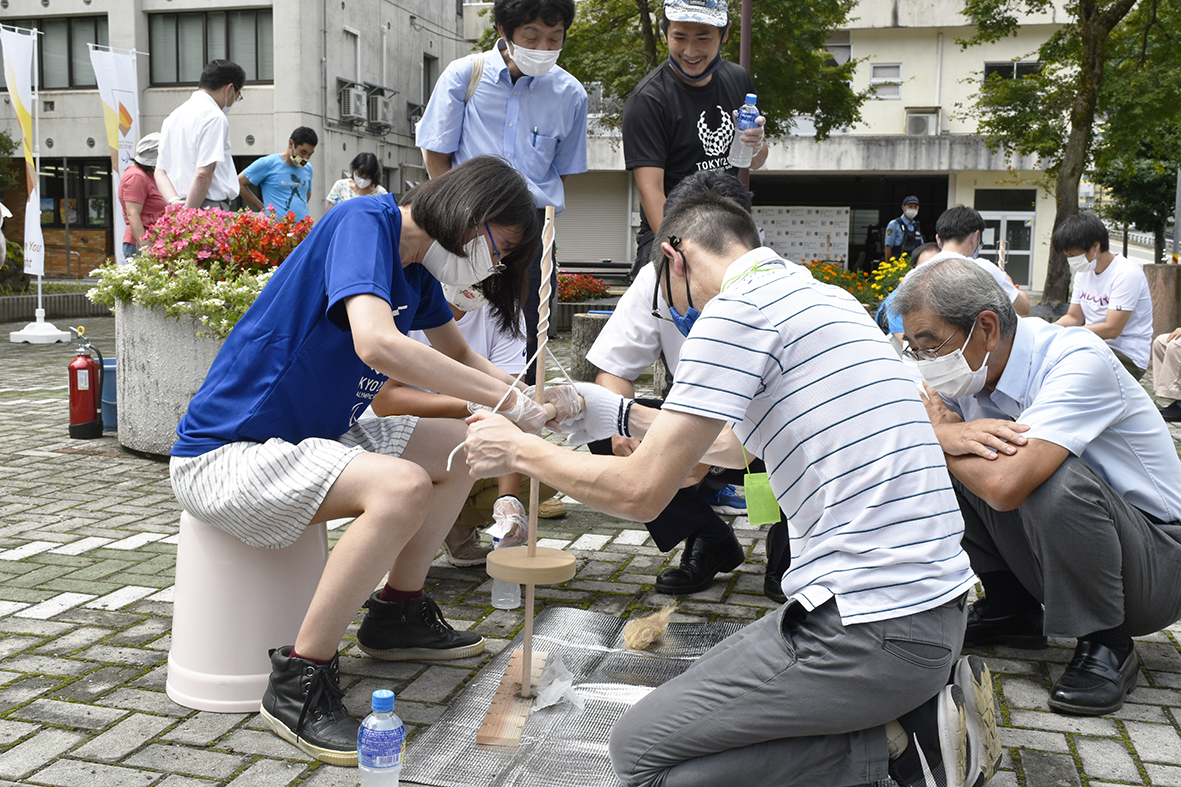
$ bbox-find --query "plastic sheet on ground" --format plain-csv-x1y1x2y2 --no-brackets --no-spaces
401,607,744,787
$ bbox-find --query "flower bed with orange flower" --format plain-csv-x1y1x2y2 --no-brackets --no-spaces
804,254,912,306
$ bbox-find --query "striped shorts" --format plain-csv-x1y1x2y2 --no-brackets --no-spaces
170,415,419,549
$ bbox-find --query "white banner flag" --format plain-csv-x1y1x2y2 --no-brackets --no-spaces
0,28,44,276
90,47,139,264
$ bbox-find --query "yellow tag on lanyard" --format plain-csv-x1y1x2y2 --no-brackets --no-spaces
740,445,779,526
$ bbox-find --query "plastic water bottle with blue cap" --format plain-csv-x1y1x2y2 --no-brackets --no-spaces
728,93,760,169
358,689,405,785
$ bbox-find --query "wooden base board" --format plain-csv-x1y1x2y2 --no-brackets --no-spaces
475,649,549,747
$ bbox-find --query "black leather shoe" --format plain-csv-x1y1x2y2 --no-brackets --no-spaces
763,571,787,604
1049,641,1139,716
1159,401,1181,422
655,532,745,594
763,521,789,604
357,592,485,661
260,646,360,765
963,598,1047,649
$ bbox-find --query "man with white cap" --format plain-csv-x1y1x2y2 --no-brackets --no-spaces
118,133,167,259
622,0,768,278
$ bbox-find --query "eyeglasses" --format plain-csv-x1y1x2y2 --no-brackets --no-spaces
484,223,506,274
902,330,957,362
233,87,243,103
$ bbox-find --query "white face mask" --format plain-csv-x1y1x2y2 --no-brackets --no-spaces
353,175,372,190
442,283,488,312
904,208,919,220
915,321,991,399
1067,251,1096,274
509,41,561,77
420,234,499,288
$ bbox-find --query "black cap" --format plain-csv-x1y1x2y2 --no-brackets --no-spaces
902,195,920,206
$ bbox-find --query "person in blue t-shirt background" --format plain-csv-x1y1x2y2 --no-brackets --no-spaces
238,126,318,220
170,155,582,766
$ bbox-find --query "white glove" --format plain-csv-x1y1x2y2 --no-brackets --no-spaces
564,382,632,446
468,386,549,434
490,495,528,547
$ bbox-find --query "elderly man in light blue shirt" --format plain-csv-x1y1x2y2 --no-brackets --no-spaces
894,255,1181,720
416,0,588,381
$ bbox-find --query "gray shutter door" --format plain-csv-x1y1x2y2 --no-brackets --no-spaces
554,171,631,266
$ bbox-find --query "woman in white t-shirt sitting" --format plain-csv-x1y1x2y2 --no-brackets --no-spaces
324,152,387,210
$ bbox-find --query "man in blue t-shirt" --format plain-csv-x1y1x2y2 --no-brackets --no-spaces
238,126,318,220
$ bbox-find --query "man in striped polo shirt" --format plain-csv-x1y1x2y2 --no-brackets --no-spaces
466,192,1001,787
893,257,1181,717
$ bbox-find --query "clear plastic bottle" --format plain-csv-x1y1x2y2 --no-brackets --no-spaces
490,537,521,609
728,93,760,168
358,689,405,786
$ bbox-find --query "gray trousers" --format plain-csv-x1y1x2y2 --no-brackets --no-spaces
955,455,1181,638
608,595,967,787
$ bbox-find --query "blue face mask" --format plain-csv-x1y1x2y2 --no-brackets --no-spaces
670,303,701,337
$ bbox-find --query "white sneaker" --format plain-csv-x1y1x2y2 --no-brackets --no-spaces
953,655,1001,786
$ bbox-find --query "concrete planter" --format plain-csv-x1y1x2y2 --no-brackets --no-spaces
115,302,224,457
553,298,619,332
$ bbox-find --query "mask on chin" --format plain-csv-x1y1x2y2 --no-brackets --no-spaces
508,42,561,77
666,44,724,84
441,283,488,312
915,321,990,399
420,235,498,288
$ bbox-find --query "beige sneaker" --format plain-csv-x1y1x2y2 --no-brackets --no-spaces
538,496,567,519
441,524,491,567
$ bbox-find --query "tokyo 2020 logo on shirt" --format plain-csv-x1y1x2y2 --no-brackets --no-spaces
697,105,734,157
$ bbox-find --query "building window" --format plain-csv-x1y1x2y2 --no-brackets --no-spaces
0,17,108,90
983,62,1042,80
870,63,901,99
423,54,439,104
149,10,274,85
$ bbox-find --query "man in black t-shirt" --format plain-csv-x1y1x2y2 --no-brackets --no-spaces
622,0,767,277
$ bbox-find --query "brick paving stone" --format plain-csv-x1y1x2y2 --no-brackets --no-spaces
3,655,98,677
216,730,312,762
1007,709,1119,736
0,728,85,780
1124,719,1181,763
1146,763,1181,787
10,698,128,730
295,765,363,786
0,720,38,746
225,759,307,787
76,645,168,668
123,744,247,780
156,776,219,787
53,666,143,702
1076,736,1140,782
163,714,248,747
86,586,157,611
998,727,1070,753
26,758,159,787
1017,750,1083,787
398,666,474,704
15,593,96,619
72,712,175,761
97,688,190,716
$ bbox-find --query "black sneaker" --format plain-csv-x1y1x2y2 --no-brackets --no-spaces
356,592,485,661
259,646,359,766
888,684,968,787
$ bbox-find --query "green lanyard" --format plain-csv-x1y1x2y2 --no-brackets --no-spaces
740,443,780,526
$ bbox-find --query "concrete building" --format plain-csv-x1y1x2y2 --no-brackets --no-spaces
1,0,1068,293
0,0,469,275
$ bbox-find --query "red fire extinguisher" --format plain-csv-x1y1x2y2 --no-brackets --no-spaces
68,325,104,439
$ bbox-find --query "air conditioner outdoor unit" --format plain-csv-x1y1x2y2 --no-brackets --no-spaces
368,94,395,126
905,111,938,137
341,86,367,124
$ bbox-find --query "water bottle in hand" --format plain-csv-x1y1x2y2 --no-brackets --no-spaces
359,689,405,786
728,94,760,169
490,537,522,609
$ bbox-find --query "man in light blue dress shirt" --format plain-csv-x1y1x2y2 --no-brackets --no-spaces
416,0,588,381
895,256,1181,719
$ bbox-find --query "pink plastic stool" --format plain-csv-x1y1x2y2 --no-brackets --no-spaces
166,511,329,712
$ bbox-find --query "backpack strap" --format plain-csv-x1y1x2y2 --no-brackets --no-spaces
465,51,485,104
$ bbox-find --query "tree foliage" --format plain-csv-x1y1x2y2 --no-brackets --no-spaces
960,0,1148,302
479,0,868,139
0,130,18,194
1091,0,1181,263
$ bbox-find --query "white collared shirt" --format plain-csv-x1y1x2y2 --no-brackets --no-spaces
157,91,239,202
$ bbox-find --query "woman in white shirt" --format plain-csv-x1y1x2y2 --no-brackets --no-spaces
324,152,387,209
